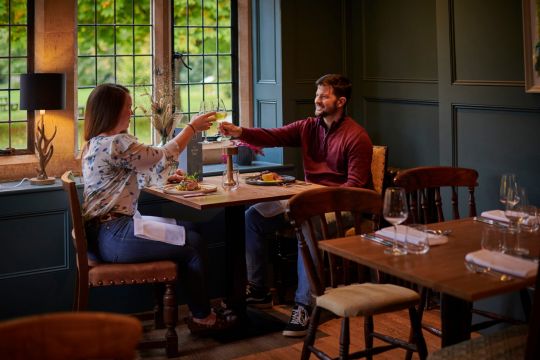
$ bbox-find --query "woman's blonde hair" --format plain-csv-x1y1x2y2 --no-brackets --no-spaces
84,83,130,141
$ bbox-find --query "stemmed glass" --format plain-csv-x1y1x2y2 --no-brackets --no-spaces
198,100,213,144
383,187,409,256
504,186,530,255
499,173,517,207
215,98,230,141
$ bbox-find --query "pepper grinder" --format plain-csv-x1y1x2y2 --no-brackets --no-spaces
223,145,239,187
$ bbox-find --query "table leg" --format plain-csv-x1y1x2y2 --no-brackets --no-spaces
224,205,247,314
440,293,472,347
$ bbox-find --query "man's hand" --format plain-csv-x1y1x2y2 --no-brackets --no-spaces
219,122,242,138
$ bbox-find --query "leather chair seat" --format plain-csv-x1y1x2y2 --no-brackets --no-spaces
89,261,177,287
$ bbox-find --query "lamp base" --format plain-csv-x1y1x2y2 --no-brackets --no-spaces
30,177,56,185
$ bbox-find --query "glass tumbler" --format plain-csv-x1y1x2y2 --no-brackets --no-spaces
222,169,239,191
406,224,430,255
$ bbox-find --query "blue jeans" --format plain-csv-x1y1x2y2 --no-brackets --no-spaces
97,216,211,319
245,206,312,306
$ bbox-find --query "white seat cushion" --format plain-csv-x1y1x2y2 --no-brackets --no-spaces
316,283,420,317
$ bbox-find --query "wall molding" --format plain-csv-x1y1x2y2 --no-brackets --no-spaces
254,0,277,84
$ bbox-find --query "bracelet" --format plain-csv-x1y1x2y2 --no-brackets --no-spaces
186,123,196,134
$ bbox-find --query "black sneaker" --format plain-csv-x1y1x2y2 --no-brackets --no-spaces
282,304,310,337
245,283,273,309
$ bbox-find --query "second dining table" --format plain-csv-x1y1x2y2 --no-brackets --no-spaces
144,173,324,315
318,217,539,347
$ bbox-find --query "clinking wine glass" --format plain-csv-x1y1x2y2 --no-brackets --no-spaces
198,100,213,144
215,98,230,141
383,187,409,256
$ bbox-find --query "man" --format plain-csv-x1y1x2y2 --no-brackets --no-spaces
220,74,373,337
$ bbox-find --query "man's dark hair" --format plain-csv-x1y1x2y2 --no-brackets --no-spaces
315,74,352,102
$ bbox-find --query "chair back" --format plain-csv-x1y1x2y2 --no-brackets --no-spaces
287,187,382,296
371,145,388,195
0,311,142,360
61,171,90,309
525,251,540,359
393,166,478,224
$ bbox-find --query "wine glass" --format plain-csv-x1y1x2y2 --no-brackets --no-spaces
499,173,517,207
504,186,530,255
215,98,230,141
383,187,409,256
198,100,213,144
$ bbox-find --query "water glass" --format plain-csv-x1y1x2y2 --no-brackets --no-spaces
406,224,430,255
481,227,502,252
521,205,539,233
499,173,517,207
222,169,239,191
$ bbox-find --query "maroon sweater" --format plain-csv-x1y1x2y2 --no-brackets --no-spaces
240,116,373,188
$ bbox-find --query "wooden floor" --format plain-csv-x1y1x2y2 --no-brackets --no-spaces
138,303,445,360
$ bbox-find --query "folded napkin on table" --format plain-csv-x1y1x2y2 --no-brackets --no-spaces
481,209,538,225
133,211,185,246
376,225,448,246
465,249,537,278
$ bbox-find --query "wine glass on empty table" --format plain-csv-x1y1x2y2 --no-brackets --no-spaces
198,100,213,144
383,187,409,256
499,173,517,207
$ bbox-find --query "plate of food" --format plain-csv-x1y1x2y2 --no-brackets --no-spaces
245,171,296,186
164,170,218,195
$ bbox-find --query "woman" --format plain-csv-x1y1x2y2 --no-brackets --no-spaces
81,83,231,333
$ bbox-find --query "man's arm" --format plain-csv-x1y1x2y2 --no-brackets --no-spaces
220,121,303,148
342,133,373,188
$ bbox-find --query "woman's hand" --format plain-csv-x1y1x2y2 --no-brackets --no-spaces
189,111,216,132
219,122,242,138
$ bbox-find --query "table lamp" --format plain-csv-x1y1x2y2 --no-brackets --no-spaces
20,73,66,185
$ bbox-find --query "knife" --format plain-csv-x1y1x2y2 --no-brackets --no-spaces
183,192,209,198
473,216,509,227
361,233,393,247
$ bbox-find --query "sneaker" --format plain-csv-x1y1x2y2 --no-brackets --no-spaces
282,304,311,337
246,283,273,309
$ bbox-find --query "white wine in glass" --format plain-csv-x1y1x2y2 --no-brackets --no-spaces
198,100,213,144
215,98,229,141
383,187,409,256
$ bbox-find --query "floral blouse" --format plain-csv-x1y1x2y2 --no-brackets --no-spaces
82,133,180,220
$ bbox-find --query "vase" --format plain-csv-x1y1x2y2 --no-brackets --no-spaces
234,146,253,166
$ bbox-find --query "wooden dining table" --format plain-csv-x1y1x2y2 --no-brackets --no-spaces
144,173,324,314
318,217,540,347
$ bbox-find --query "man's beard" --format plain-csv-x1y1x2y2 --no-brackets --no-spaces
315,103,337,117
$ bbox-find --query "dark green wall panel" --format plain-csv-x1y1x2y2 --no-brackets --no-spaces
456,106,540,211
365,99,439,168
452,0,523,83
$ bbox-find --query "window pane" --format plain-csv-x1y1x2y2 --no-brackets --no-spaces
0,59,8,89
116,26,133,54
116,0,133,24
77,0,95,24
0,27,8,56
204,27,217,54
219,83,232,108
133,86,150,116
134,1,150,24
96,56,115,83
217,0,231,26
204,55,217,83
189,84,203,113
78,26,95,56
134,55,151,83
10,0,26,25
217,27,230,53
97,0,114,24
188,56,203,83
218,55,231,82
78,57,96,86
174,0,187,26
134,116,151,144
78,88,93,118
204,83,217,99
187,0,202,26
174,27,188,53
134,25,151,54
203,0,217,26
0,1,8,24
10,89,23,120
178,84,189,113
116,56,134,84
97,25,114,55
10,58,25,88
10,26,26,56
10,121,27,148
0,122,8,148
188,27,203,54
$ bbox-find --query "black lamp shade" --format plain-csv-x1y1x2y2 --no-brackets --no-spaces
20,73,66,111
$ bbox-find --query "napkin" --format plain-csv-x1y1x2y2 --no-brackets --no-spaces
481,209,538,225
376,225,448,246
465,249,538,278
133,211,185,246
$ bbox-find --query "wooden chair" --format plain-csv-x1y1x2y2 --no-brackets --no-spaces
428,250,540,360
61,171,179,358
0,311,142,360
272,145,388,302
287,187,428,360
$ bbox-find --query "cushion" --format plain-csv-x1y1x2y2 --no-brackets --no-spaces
427,325,528,360
316,283,419,317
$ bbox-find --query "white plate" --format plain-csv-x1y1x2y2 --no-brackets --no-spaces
163,183,218,195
